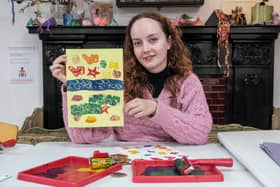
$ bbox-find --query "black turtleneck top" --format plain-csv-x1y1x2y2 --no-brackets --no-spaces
146,67,170,98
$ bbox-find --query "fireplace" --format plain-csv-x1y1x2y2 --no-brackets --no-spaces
200,76,225,124
28,25,280,129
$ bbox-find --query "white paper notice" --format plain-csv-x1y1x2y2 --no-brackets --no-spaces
8,46,34,83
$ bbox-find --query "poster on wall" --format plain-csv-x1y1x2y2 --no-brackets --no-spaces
66,49,124,128
8,46,34,83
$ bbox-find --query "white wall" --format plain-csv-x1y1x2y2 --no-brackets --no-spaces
0,0,43,128
0,0,279,129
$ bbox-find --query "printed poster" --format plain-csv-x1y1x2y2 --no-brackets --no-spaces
8,46,34,83
66,49,124,128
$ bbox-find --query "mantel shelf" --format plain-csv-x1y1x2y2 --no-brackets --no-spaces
27,25,280,36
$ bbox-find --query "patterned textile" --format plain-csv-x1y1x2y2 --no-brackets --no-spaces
17,108,258,145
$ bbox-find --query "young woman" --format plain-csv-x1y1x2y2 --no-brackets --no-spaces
49,12,212,144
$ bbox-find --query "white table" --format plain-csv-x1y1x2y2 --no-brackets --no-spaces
0,144,34,183
218,130,280,187
0,141,262,187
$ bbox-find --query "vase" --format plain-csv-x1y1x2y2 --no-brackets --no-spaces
251,3,274,24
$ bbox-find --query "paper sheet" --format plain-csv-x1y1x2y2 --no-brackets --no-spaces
66,48,124,128
8,46,34,83
119,144,187,160
260,142,280,167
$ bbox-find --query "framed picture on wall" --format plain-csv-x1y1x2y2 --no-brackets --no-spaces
116,0,204,7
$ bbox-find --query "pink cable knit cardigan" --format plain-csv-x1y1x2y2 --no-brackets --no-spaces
62,73,212,144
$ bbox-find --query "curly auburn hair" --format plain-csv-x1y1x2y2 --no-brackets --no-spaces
124,12,192,108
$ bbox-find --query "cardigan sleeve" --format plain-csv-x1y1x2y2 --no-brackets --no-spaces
61,85,113,144
150,74,213,145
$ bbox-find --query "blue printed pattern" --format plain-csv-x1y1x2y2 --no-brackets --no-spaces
67,79,123,91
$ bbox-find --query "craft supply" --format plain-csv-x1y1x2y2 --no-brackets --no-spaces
143,166,180,176
66,49,124,128
110,154,131,165
119,144,185,160
174,158,194,175
90,157,114,169
0,122,18,148
89,150,119,169
260,142,280,167
93,150,109,158
18,156,122,187
110,172,127,177
132,158,233,183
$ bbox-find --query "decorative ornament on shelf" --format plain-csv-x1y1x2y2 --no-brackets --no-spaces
205,9,231,78
230,6,247,25
15,0,117,27
251,0,274,24
90,1,113,26
16,0,56,25
38,17,56,32
169,14,204,26
108,17,118,26
272,12,280,25
216,10,230,78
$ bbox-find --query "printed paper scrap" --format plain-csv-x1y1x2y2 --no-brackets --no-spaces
119,144,187,160
66,49,124,128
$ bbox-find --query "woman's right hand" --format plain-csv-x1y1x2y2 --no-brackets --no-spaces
49,55,67,84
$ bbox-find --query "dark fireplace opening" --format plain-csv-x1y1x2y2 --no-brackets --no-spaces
200,75,225,124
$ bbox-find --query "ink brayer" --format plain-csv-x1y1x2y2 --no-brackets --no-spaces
174,158,194,175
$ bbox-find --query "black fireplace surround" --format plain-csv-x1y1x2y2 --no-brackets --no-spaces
28,25,280,129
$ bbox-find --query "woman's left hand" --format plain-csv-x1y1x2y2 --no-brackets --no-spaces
125,98,157,118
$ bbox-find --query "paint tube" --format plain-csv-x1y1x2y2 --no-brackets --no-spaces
90,157,114,169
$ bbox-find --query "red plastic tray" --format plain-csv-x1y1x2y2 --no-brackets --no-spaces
18,156,122,187
0,139,16,147
132,158,233,183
